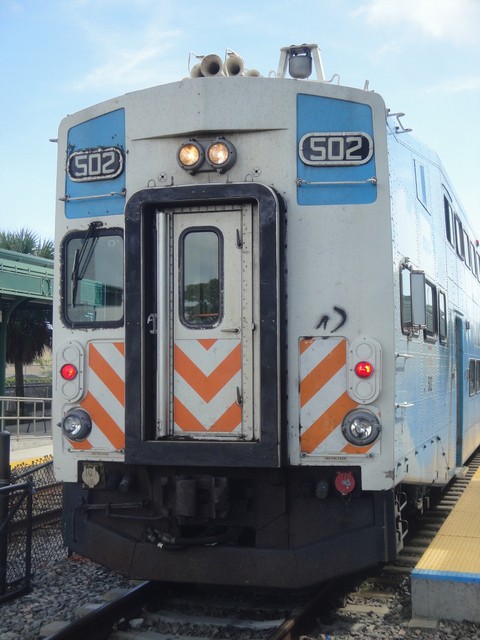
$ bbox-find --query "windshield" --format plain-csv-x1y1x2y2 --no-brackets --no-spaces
63,229,123,326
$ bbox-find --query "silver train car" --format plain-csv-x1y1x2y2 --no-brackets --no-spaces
52,45,480,588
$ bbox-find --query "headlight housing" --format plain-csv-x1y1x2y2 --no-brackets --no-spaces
177,141,204,174
206,138,237,172
61,408,92,441
341,409,381,446
177,137,237,174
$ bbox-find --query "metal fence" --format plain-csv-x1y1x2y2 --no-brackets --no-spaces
4,383,52,399
0,438,65,603
0,394,52,438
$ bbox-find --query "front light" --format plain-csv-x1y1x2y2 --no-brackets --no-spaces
354,361,374,379
177,141,204,173
61,408,92,441
206,138,236,172
60,363,78,381
342,409,381,446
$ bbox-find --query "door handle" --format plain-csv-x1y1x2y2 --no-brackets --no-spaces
146,313,157,335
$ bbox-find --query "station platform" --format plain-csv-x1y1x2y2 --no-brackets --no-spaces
9,437,53,467
411,466,480,623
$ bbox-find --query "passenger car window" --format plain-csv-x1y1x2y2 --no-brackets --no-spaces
424,281,437,340
438,291,447,344
469,359,476,396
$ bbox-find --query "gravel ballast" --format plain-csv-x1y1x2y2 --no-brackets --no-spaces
1,556,480,639
0,555,131,640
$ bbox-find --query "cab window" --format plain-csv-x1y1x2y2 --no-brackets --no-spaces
63,227,123,327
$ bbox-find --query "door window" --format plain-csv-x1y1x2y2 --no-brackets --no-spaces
180,229,222,327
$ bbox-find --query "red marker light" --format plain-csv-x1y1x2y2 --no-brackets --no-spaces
60,363,78,381
354,361,374,379
335,471,356,496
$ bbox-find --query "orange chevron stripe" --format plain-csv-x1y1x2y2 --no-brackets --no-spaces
198,339,217,351
80,391,125,450
300,340,347,408
114,341,125,356
208,401,242,432
68,438,93,450
174,396,241,432
299,338,315,354
89,344,125,407
301,391,357,453
341,442,374,454
174,397,205,431
174,342,241,402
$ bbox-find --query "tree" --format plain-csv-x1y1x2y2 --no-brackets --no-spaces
184,278,220,325
7,308,52,396
0,229,54,259
0,228,54,397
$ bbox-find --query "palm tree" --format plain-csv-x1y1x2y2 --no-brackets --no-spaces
0,228,54,397
6,308,52,397
0,229,54,259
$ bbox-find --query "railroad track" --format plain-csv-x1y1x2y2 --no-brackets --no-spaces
41,579,334,640
41,450,480,640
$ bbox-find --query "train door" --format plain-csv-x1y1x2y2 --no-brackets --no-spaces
125,183,281,467
454,315,464,466
155,205,254,441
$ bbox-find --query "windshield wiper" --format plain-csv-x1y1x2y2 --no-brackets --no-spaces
71,221,103,307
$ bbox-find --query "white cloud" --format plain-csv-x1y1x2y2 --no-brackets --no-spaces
355,0,480,46
426,76,480,95
63,1,184,92
70,37,180,92
58,0,183,93
376,40,402,57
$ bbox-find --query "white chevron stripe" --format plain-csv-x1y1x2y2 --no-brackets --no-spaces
299,338,342,377
174,372,241,425
88,368,124,429
82,426,118,450
90,341,125,380
175,338,240,376
300,365,348,432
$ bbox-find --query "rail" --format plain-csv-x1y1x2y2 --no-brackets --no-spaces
0,395,52,438
41,579,333,640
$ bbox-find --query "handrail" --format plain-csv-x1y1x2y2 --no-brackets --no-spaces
0,396,52,439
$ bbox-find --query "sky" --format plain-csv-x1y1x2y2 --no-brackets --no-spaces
1,0,479,241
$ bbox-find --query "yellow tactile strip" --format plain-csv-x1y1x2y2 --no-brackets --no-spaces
11,454,53,469
415,468,480,575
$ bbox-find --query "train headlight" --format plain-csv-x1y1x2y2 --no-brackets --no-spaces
177,141,204,173
342,409,381,446
177,137,237,174
61,408,92,441
206,138,236,172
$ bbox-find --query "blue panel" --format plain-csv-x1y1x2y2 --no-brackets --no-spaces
65,109,126,219
297,94,376,206
412,569,480,584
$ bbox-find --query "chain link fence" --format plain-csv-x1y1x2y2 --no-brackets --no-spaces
1,454,65,603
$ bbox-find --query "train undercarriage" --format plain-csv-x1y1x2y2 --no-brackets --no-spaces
63,462,398,588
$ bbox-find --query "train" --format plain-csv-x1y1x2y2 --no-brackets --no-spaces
52,44,480,588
